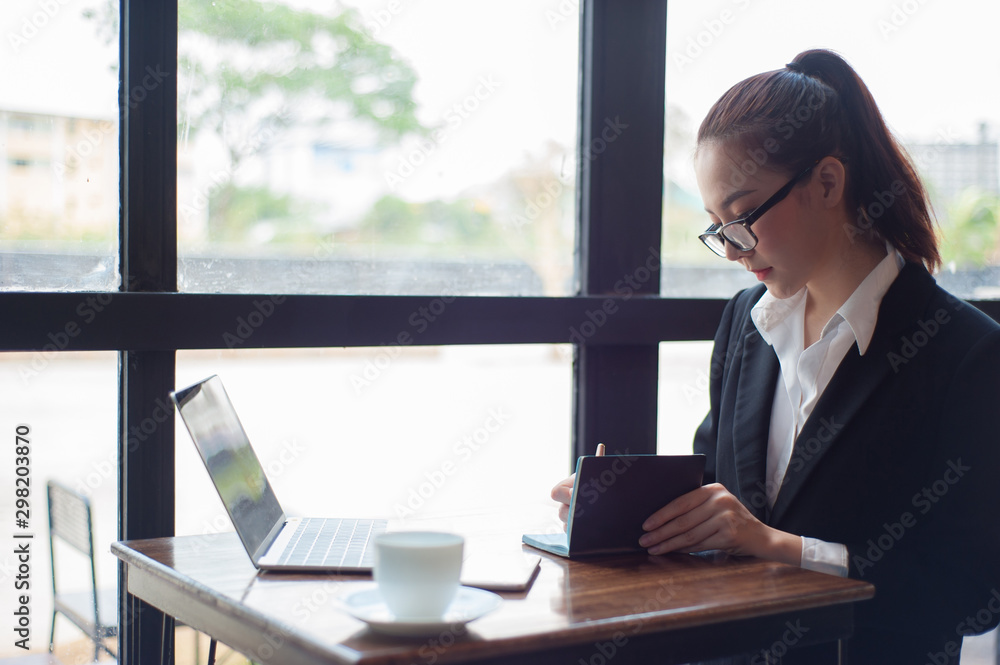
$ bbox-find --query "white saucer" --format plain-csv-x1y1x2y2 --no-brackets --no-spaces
342,585,502,637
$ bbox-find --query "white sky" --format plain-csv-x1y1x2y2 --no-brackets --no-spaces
665,0,1000,143
1,0,998,197
0,0,118,119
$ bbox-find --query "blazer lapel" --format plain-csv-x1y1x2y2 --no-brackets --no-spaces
731,326,779,521
768,346,883,525
768,263,937,525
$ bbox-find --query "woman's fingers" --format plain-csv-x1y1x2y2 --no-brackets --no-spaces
551,474,576,527
641,484,716,533
550,473,576,504
639,484,763,556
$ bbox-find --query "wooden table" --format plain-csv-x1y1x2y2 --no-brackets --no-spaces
112,516,873,665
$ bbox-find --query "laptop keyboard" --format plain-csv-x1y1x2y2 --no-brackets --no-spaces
278,517,385,568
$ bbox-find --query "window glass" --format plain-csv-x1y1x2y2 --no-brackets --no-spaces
0,1,119,291
658,341,712,455
177,1,578,296
664,0,1000,300
175,345,571,539
0,352,118,660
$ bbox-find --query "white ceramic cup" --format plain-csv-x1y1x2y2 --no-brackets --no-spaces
373,531,464,621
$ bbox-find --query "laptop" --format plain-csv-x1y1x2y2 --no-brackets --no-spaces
171,375,387,572
522,453,705,557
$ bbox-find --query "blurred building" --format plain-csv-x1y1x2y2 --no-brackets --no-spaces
1,107,206,245
0,109,117,239
908,122,1000,205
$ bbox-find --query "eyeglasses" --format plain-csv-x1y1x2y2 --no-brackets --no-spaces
699,160,819,258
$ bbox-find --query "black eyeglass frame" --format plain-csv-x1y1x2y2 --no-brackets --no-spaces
699,159,821,257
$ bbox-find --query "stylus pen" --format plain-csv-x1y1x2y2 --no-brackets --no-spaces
596,443,606,457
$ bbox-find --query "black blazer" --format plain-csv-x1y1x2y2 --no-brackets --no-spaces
693,263,1000,664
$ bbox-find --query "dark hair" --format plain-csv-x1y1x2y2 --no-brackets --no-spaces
696,49,940,272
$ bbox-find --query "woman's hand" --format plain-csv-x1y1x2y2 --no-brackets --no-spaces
550,474,576,529
638,483,802,565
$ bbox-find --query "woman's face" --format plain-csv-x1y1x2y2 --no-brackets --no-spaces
695,142,832,300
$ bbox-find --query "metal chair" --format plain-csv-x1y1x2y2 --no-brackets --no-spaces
46,481,117,661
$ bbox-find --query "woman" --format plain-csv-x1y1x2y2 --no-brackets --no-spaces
552,49,1000,664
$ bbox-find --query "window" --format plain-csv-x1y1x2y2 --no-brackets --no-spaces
176,0,578,296
174,345,572,540
0,352,118,660
0,1,120,292
662,0,1000,300
658,341,712,455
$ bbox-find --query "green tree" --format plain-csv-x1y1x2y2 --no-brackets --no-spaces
176,0,425,240
207,185,321,244
356,195,502,251
179,0,423,143
87,0,426,242
940,188,1000,268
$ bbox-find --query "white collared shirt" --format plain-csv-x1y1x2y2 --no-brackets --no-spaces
750,244,904,576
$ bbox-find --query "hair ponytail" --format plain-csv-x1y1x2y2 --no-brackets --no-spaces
698,49,940,272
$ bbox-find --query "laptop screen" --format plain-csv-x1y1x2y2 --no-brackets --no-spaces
172,375,284,562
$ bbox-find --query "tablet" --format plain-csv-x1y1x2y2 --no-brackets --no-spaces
523,454,705,557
